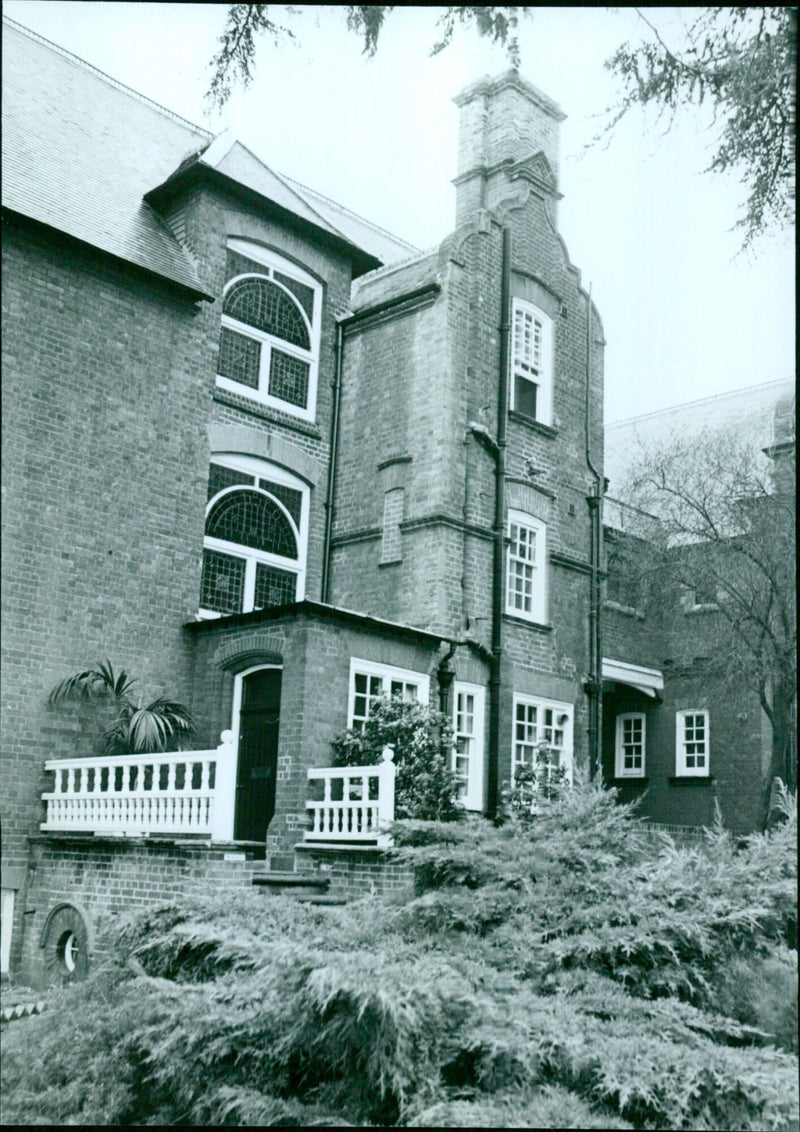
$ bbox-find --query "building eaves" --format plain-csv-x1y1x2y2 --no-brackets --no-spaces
185,600,448,645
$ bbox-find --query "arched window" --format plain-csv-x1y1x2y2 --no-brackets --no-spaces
216,241,321,421
200,455,309,617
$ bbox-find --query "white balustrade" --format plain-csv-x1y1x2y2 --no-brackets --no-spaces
41,732,237,841
305,745,396,847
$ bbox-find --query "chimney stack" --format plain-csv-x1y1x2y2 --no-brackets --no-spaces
452,70,566,227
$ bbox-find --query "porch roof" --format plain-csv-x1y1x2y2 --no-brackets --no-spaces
186,599,449,646
602,657,664,698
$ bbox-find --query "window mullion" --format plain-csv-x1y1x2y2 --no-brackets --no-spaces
243,558,257,612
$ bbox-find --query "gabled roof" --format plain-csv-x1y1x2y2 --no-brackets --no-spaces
3,17,417,297
605,379,795,495
2,17,214,300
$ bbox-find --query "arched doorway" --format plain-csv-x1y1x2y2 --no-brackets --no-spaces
232,666,282,842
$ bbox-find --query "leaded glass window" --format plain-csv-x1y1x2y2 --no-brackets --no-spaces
224,278,310,349
201,455,308,618
217,241,321,420
206,490,297,558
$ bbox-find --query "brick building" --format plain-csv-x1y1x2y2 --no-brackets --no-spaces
601,381,796,836
4,19,789,987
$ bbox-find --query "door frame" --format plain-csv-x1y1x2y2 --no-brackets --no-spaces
230,664,283,829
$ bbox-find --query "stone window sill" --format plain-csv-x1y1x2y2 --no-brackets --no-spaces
508,411,558,439
502,613,553,632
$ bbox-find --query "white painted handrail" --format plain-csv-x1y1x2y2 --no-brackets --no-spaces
41,732,237,841
305,745,396,846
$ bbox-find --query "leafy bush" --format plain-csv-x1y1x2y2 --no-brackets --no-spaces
331,698,460,821
2,779,796,1129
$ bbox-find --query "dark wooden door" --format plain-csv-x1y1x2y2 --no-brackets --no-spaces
234,668,281,842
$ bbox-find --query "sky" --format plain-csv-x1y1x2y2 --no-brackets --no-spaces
3,3,795,423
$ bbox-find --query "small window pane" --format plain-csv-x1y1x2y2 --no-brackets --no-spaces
254,563,297,609
269,349,310,408
218,327,261,389
514,374,538,418
208,463,255,503
200,549,246,614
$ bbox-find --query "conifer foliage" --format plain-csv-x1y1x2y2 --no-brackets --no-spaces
2,781,796,1128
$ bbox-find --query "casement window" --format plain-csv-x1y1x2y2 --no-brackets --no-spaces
513,695,574,790
452,682,486,811
511,299,553,426
200,454,308,617
347,658,430,731
217,240,321,421
615,713,646,777
506,510,547,623
676,710,710,776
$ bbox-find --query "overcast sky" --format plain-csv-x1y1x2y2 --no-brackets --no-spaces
4,3,795,423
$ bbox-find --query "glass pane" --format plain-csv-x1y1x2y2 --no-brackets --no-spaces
223,277,310,348
218,327,261,389
208,462,254,502
269,349,310,408
253,563,297,609
206,490,297,557
201,549,245,614
515,375,538,418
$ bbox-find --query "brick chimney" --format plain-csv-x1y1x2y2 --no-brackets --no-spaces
452,70,566,226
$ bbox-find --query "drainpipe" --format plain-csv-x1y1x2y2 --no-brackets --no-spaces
584,285,603,778
487,225,512,815
321,318,345,603
437,641,457,716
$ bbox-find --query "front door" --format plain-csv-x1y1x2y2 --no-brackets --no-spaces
234,667,281,842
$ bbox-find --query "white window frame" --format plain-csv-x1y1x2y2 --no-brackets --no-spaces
512,694,574,787
511,298,553,426
615,712,646,778
347,658,430,731
506,510,547,623
200,453,309,619
676,710,710,776
0,888,14,975
217,240,322,422
452,682,486,812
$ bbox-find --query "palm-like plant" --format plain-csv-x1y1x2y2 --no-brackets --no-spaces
49,660,196,755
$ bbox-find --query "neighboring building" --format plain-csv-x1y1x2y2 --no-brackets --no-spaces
601,381,796,836
2,21,605,984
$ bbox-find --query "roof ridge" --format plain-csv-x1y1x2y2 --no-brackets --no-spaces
606,378,793,428
3,14,213,140
281,172,418,251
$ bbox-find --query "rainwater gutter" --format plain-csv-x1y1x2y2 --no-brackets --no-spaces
487,225,512,815
584,285,603,778
321,318,345,603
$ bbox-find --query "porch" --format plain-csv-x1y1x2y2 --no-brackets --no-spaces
40,736,397,848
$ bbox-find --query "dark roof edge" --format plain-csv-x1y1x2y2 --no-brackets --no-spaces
2,207,215,303
185,599,448,643
3,16,213,139
145,163,383,275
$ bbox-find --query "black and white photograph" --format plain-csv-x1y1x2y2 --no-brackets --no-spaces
1,5,796,1127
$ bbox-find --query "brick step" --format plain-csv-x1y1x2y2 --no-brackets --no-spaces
251,871,332,898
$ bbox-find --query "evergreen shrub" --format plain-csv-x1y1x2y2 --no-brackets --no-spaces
330,698,460,821
2,779,796,1128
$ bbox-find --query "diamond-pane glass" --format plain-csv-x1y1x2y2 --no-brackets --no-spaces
200,549,245,614
208,463,255,503
206,490,297,558
254,563,297,609
269,349,310,408
259,480,303,526
274,271,315,321
223,278,309,349
218,327,261,389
